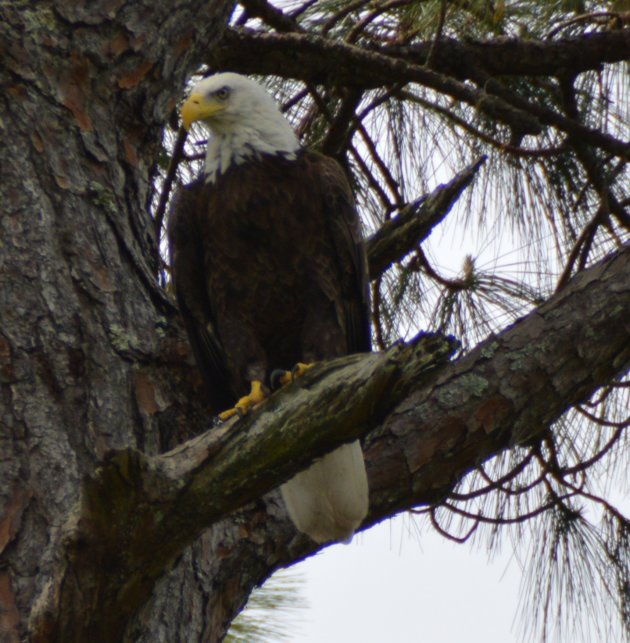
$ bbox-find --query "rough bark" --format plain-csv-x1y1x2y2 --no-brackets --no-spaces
0,1,234,641
1,2,629,642
212,28,630,82
366,157,486,278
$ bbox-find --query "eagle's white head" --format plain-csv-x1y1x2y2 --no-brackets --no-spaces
180,73,300,181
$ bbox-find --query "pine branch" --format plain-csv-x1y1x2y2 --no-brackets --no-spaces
366,156,486,278
212,28,630,158
239,0,303,33
382,30,630,78
212,28,543,137
216,28,630,82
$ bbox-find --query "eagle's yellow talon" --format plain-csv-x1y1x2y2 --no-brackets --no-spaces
272,362,316,389
292,362,315,378
275,370,293,387
218,408,238,421
218,380,266,421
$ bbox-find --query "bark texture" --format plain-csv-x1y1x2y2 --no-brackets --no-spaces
213,28,630,83
0,1,234,641
0,2,629,642
366,157,486,278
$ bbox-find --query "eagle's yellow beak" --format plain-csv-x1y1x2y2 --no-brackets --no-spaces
180,92,225,130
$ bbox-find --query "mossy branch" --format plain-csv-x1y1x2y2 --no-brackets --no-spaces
31,242,630,642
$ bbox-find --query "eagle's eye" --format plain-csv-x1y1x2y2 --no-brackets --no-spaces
215,87,230,101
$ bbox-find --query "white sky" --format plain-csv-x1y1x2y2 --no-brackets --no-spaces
293,514,522,643
282,486,630,643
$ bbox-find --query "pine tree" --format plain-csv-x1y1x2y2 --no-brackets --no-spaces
1,1,628,641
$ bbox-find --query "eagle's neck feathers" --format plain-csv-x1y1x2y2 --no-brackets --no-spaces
204,118,300,183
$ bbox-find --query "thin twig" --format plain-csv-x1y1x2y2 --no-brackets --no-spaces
371,278,386,350
545,11,625,39
399,89,568,158
427,505,480,543
154,127,188,240
289,0,319,19
447,450,539,501
556,203,609,291
322,87,363,157
355,121,404,207
561,426,627,477
281,85,309,113
349,142,394,211
346,0,411,44
441,495,578,525
321,0,372,35
425,0,447,69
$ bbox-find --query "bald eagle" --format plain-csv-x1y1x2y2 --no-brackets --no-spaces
168,73,370,544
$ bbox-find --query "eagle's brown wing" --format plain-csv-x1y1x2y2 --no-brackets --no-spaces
168,179,234,411
309,151,371,355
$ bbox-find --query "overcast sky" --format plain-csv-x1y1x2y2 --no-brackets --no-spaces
282,483,630,643
292,514,522,643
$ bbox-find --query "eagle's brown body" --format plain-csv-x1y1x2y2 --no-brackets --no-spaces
169,150,370,412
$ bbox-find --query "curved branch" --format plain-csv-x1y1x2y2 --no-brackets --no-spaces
447,451,539,501
31,241,630,641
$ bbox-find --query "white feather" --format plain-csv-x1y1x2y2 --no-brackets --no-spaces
280,440,369,544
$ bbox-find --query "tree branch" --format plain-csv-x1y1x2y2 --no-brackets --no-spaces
31,241,630,642
213,28,630,82
366,156,486,278
212,29,542,137
211,28,630,158
30,336,456,642
382,30,630,78
239,0,303,33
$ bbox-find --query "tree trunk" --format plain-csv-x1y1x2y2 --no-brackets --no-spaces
0,2,234,641
1,3,629,642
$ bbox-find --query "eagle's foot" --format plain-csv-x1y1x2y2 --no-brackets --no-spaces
218,380,266,421
270,362,315,389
